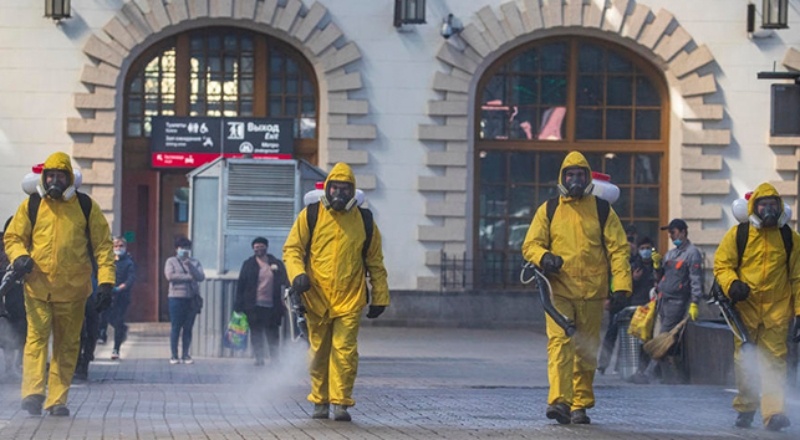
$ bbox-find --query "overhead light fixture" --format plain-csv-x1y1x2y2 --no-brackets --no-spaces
45,0,71,21
762,0,788,29
440,14,463,40
394,0,426,28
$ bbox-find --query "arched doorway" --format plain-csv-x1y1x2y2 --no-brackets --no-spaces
474,37,669,288
121,27,319,321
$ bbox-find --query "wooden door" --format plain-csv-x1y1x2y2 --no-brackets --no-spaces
158,172,191,321
120,170,159,322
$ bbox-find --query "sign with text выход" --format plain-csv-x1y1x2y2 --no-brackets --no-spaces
150,116,294,168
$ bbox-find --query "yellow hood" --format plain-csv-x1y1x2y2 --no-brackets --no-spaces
558,151,593,198
748,182,782,217
41,152,75,187
325,162,356,187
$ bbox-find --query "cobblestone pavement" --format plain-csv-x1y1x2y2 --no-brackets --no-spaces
0,325,797,439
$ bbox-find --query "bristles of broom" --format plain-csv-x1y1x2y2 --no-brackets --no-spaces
643,316,689,360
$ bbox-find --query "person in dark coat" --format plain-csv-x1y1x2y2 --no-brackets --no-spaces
234,237,289,366
107,236,136,360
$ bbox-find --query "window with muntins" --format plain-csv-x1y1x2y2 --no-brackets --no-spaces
124,27,319,162
475,38,669,289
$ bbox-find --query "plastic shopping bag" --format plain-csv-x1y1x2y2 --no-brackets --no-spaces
223,311,249,351
628,298,657,342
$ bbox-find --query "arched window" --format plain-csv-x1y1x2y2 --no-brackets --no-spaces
124,27,319,163
475,37,668,288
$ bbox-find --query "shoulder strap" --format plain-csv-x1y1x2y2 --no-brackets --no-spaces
27,193,41,229
304,202,320,265
780,224,793,274
76,192,92,222
358,207,374,262
546,197,558,223
735,222,749,269
595,197,610,251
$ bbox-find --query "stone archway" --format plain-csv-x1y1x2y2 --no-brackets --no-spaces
416,0,733,289
67,0,376,230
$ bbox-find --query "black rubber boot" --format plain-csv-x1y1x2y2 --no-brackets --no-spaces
571,408,591,424
49,404,70,417
765,414,790,432
333,404,351,422
546,403,571,425
311,403,329,419
734,411,755,428
21,394,45,415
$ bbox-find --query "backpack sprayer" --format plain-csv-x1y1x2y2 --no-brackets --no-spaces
520,262,576,337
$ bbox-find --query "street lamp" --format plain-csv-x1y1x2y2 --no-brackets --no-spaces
762,0,788,29
394,0,426,28
45,0,71,21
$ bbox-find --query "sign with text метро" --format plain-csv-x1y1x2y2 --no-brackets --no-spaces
221,118,294,159
150,117,295,168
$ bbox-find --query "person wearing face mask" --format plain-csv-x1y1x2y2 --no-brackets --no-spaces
234,237,289,366
657,219,703,331
104,236,136,360
640,218,703,385
3,152,115,417
283,162,390,422
713,182,800,431
164,236,205,365
522,151,632,425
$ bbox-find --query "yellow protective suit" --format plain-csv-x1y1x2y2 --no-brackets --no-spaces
713,182,800,424
522,151,631,411
4,152,115,410
283,162,389,407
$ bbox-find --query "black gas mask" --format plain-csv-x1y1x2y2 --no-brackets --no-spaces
755,197,781,228
562,167,588,199
43,170,69,200
326,180,355,211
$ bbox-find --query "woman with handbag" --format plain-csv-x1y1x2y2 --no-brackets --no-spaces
164,236,205,365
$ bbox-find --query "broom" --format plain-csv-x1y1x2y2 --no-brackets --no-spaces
643,316,689,360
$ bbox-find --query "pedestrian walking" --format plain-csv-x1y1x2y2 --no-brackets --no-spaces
164,236,205,365
522,151,632,425
3,152,115,416
283,162,390,422
107,236,136,360
234,237,289,366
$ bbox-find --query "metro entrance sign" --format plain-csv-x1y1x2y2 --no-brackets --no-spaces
150,116,294,168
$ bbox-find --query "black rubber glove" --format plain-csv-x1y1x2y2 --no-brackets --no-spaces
95,283,114,313
13,255,33,274
609,291,629,312
366,305,386,319
728,280,751,303
540,252,564,274
792,316,800,343
292,274,311,294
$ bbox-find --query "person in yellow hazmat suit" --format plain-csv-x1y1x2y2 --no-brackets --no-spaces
713,182,800,432
522,151,632,425
283,162,389,422
3,152,114,417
